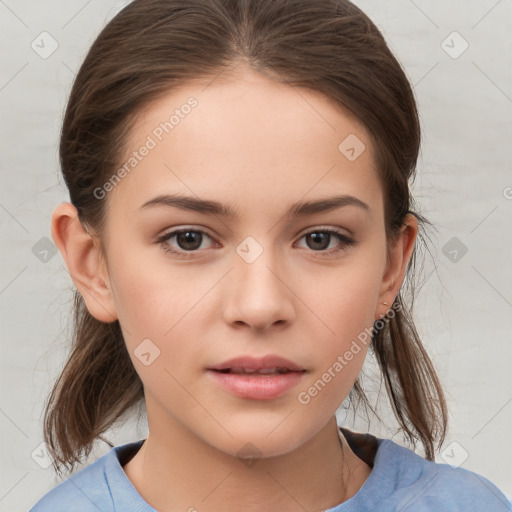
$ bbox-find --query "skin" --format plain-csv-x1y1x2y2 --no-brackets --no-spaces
52,64,417,511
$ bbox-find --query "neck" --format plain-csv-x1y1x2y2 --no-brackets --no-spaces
123,414,371,512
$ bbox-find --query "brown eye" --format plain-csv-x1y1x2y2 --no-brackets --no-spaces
174,230,204,251
156,228,217,257
297,229,355,255
305,232,331,251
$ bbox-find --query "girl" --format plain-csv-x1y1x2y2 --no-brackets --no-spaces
30,0,510,510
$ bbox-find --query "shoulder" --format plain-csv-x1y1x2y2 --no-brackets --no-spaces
340,428,511,512
381,438,511,511
29,439,148,512
29,440,146,512
29,453,114,512
29,471,111,511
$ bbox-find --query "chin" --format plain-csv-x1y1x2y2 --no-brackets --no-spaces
197,417,316,461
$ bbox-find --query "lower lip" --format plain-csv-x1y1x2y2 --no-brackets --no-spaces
207,370,305,400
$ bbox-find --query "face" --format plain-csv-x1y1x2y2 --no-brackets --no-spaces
99,65,392,458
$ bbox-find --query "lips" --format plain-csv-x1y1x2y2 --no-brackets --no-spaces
206,355,306,399
217,367,293,375
207,355,305,373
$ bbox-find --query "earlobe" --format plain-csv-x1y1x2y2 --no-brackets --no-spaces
51,202,118,323
376,214,418,319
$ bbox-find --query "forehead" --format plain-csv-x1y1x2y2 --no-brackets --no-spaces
108,66,383,220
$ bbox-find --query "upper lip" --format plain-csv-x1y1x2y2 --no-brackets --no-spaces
208,355,305,372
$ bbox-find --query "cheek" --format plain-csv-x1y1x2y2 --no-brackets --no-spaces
304,258,383,337
303,263,381,364
106,249,214,374
107,238,190,330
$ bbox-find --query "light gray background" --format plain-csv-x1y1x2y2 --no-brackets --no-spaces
1,0,511,510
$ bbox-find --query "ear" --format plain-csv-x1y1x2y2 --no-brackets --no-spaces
375,213,418,320
51,202,118,323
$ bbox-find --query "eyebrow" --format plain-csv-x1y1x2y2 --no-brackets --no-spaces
139,193,370,218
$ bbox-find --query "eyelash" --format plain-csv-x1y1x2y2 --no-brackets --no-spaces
155,226,356,259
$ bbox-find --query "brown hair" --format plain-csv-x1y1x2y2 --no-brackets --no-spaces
44,0,447,475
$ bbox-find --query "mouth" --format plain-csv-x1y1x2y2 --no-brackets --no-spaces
213,367,300,375
206,355,307,400
207,354,306,373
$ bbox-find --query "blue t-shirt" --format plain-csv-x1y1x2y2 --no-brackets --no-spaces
30,428,511,511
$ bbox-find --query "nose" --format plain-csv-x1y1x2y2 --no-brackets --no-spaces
222,244,295,332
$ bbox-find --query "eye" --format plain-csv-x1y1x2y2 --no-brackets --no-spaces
155,226,355,259
156,228,218,258
295,228,355,256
